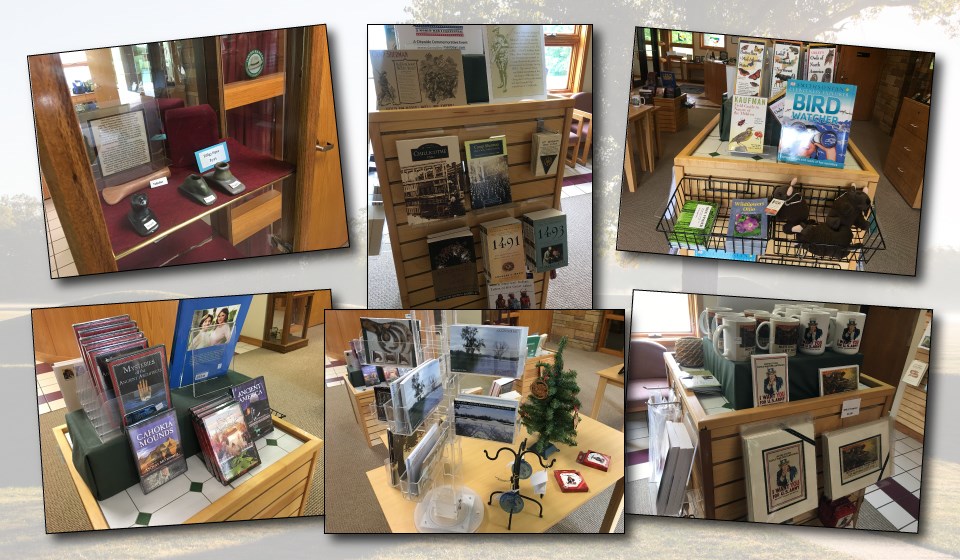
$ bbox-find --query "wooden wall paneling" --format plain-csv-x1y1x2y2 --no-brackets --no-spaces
369,98,575,309
29,54,118,275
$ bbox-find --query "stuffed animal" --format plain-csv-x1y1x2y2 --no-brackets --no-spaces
792,219,861,259
825,183,871,232
771,178,809,235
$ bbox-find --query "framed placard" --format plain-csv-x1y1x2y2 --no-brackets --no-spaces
370,49,468,110
742,418,818,522
195,142,230,173
484,24,547,103
87,109,151,177
821,417,893,499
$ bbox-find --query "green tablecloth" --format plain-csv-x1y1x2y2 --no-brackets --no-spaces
701,338,863,410
66,371,250,500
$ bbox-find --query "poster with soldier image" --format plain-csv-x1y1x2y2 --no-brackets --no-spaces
370,49,467,110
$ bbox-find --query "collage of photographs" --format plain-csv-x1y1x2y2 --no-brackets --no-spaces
11,9,944,555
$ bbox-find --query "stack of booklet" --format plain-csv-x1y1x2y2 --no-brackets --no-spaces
655,421,696,516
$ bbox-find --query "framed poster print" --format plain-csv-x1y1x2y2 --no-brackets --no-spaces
483,25,547,102
742,419,818,522
821,417,894,499
818,365,860,396
751,353,789,407
370,49,468,110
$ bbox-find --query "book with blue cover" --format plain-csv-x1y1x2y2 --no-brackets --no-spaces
126,408,187,494
777,79,857,169
169,295,253,388
230,376,274,440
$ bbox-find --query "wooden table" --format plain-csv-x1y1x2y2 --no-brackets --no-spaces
364,416,625,533
590,364,625,419
53,418,322,529
624,103,661,192
340,372,387,448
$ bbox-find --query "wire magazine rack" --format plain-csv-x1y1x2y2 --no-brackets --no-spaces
656,176,886,269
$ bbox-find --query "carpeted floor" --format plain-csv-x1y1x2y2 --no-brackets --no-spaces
616,108,921,276
368,191,594,309
39,325,326,533
324,345,625,533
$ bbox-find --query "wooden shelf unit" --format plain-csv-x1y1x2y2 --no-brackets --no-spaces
368,98,575,309
663,352,895,522
895,311,930,442
653,94,688,132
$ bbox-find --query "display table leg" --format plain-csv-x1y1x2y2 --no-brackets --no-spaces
624,119,639,193
591,377,609,418
600,477,625,532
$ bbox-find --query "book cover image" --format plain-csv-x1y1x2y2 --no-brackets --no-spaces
805,45,837,83
230,376,274,440
762,441,807,514
465,137,511,209
819,365,860,396
202,401,261,483
169,295,253,389
360,317,419,367
777,79,857,169
370,49,468,110
487,278,535,309
725,198,768,255
396,136,467,225
771,41,802,96
531,131,561,176
729,95,767,154
522,209,568,272
735,40,765,96
127,409,187,494
106,345,170,428
752,353,789,406
428,231,479,301
480,217,526,284
669,200,718,249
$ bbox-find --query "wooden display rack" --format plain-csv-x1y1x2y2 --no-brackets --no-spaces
53,417,322,528
896,310,930,442
663,352,895,522
368,98,575,309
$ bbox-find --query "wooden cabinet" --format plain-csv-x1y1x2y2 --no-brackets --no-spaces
703,61,727,105
653,94,688,132
883,97,928,209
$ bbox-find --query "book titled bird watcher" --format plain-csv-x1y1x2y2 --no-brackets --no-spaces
777,79,857,169
729,95,767,154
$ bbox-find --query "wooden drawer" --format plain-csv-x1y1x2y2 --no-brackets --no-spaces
889,124,927,166
896,97,930,142
883,147,924,207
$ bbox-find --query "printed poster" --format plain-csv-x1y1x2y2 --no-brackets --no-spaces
484,25,547,102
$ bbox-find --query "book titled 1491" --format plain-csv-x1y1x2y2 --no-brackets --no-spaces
493,235,520,250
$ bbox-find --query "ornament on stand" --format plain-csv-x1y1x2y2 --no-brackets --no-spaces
519,337,581,456
485,438,555,530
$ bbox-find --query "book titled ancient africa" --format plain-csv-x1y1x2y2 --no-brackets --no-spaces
126,409,187,494
105,344,171,428
230,376,274,440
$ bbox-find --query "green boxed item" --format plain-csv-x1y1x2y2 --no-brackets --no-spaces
66,371,252,500
700,337,864,410
668,200,718,249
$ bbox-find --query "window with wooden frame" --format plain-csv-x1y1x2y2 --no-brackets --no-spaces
667,30,694,59
544,25,590,93
631,292,699,340
699,33,726,50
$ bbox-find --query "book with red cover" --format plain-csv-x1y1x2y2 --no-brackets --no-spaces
554,469,589,492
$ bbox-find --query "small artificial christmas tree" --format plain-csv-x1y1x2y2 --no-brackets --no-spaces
519,337,581,456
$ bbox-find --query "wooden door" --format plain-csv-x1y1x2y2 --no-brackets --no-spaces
294,26,348,252
836,46,887,121
859,306,920,386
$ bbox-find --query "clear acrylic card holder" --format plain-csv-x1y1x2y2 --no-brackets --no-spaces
187,320,238,399
75,362,122,443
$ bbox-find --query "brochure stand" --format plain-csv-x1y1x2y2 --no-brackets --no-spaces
75,363,122,443
188,321,240,399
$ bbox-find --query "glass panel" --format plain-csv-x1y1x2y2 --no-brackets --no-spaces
219,30,284,84
671,31,693,45
643,28,652,41
632,292,692,334
702,33,725,49
602,317,626,352
545,45,573,90
673,47,694,58
544,25,576,35
226,96,283,157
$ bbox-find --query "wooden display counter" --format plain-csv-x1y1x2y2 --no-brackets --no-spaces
663,352,895,522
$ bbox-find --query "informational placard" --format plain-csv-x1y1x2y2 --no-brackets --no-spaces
194,142,230,173
89,110,151,177
735,39,766,97
484,25,547,102
395,24,484,55
370,49,468,110
840,398,861,418
805,44,837,83
771,40,803,96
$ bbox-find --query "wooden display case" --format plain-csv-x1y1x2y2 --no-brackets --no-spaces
653,94,688,132
663,352,895,522
53,417,322,529
368,98,575,309
262,291,314,353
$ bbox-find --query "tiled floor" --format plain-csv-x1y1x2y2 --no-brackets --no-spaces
36,362,66,415
79,428,304,528
325,356,346,387
43,198,77,278
560,161,593,199
862,429,923,532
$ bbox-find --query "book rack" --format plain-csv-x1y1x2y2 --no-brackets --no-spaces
662,352,895,523
369,98,576,309
657,176,886,269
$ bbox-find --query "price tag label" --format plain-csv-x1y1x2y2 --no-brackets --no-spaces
143,219,157,230
194,142,231,173
766,198,785,215
689,204,712,229
840,398,861,418
229,180,242,189
149,177,168,188
203,194,216,204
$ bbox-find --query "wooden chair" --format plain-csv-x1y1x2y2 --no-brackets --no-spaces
626,338,671,413
566,92,593,168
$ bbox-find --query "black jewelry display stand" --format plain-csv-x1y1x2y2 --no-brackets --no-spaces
485,438,555,530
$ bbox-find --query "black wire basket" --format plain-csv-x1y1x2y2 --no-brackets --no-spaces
656,176,886,268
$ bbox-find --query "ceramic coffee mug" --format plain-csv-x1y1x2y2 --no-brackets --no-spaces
752,311,774,349
774,306,804,318
813,307,839,318
757,316,800,356
743,309,766,318
832,312,867,355
712,312,745,352
713,316,757,361
792,309,834,355
698,307,732,335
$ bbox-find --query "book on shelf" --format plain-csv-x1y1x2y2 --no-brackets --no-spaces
191,398,261,484
725,198,768,255
728,95,767,154
668,200,718,249
230,376,274,440
395,136,467,226
479,217,526,284
362,365,380,387
427,227,479,301
487,277,536,310
903,359,928,388
777,79,856,169
531,131,561,177
734,40,765,96
526,334,541,358
454,394,518,443
521,208,568,273
169,295,253,389
126,408,187,494
464,137,512,209
679,369,722,394
105,344,171,428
